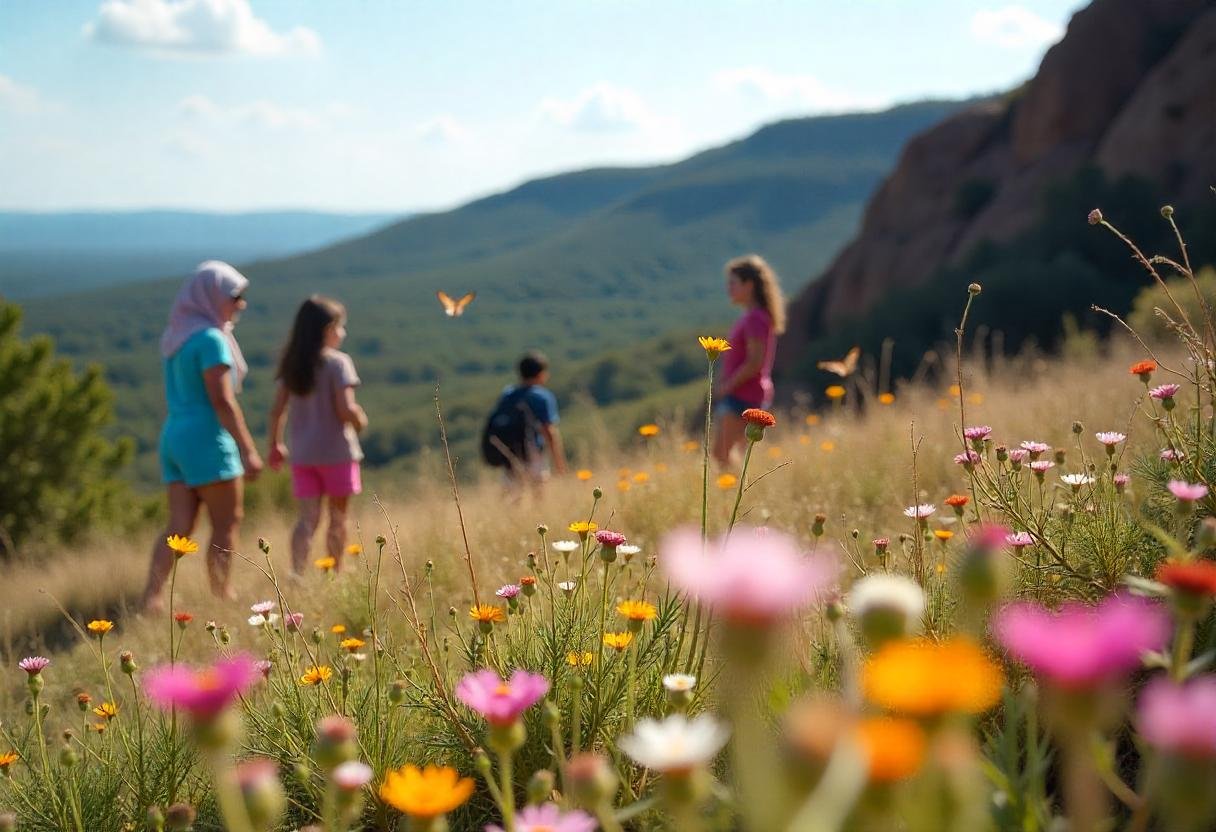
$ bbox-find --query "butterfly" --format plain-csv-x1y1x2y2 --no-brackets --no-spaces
436,291,476,317
817,345,861,378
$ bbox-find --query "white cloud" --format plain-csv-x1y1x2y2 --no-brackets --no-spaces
177,94,345,129
0,74,42,113
712,67,883,113
539,83,664,133
416,115,471,146
84,0,321,57
970,6,1063,49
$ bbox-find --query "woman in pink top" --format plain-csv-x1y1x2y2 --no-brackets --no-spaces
267,296,368,574
712,254,786,467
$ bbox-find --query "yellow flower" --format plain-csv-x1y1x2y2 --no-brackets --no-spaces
89,723,107,734
166,535,199,557
87,619,114,636
967,392,985,405
379,764,474,819
825,385,846,400
632,471,650,484
863,638,1003,716
856,717,926,782
617,600,658,622
576,469,593,481
948,384,961,397
617,480,631,492
936,562,946,575
682,440,700,452
638,424,660,437
603,632,634,651
716,473,737,489
468,605,506,624
300,666,333,686
805,414,821,426
330,624,347,635
93,702,118,720
878,392,896,405
346,543,363,556
0,751,19,771
315,556,337,571
698,336,731,361
566,650,594,667
568,521,598,539
340,637,366,652
820,441,835,453
933,529,954,542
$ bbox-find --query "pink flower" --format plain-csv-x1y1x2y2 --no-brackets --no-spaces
1168,480,1209,502
144,654,260,718
1006,531,1034,549
1006,449,1029,464
1138,676,1216,759
662,526,836,625
1150,384,1180,400
594,530,627,548
1020,440,1050,455
495,584,521,599
872,537,890,549
953,450,981,466
1095,432,1126,447
1114,473,1131,487
903,504,935,519
284,612,305,632
455,669,550,726
332,760,374,791
250,601,275,615
994,596,1170,689
18,656,50,675
254,660,273,679
487,803,597,832
963,425,992,441
1160,448,1185,462
1029,460,1054,473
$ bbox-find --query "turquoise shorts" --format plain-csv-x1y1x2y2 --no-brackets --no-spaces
159,418,244,488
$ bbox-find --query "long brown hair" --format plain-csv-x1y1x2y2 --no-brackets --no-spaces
277,295,346,395
727,254,786,334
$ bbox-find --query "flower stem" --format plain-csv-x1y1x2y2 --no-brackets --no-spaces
498,751,516,832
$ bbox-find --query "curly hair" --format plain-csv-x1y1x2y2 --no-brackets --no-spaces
726,254,786,334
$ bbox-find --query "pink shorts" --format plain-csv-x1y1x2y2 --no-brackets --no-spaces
291,462,362,499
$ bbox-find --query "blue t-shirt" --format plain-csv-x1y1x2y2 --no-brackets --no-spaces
164,328,233,425
501,384,558,447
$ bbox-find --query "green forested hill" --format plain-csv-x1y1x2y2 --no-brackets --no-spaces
20,100,964,485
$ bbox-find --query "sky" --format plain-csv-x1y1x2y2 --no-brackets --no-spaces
0,0,1089,213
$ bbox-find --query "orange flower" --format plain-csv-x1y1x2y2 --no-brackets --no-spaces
617,600,657,622
698,336,731,360
944,494,969,508
468,605,506,624
878,392,896,405
166,535,199,557
638,424,660,438
716,473,737,489
93,702,119,721
0,751,18,771
856,717,926,782
603,632,634,651
566,650,594,667
741,408,776,428
632,471,650,484
933,529,954,542
87,619,114,636
825,385,846,400
340,637,366,652
379,764,474,818
682,440,700,452
1156,560,1216,596
863,638,1003,716
300,666,333,686
1130,359,1157,378
576,469,593,481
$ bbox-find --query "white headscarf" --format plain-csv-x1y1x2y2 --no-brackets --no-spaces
160,261,250,389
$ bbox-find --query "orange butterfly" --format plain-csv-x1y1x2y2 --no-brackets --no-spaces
817,345,861,378
436,291,475,317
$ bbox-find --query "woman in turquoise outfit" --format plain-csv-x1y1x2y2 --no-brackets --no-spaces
141,261,263,611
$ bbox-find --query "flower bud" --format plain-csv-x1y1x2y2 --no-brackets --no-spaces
235,758,285,832
1088,208,1103,225
1054,449,1066,465
311,627,323,645
488,720,526,755
565,752,618,808
1198,517,1216,551
526,769,556,806
76,692,92,712
27,674,43,696
205,621,217,633
1161,204,1174,219
536,523,549,536
219,627,231,645
146,805,166,832
58,743,78,768
968,282,982,295
164,803,196,832
592,487,603,500
270,700,286,721
120,651,138,675
389,679,407,704
474,749,493,778
744,421,766,443
542,700,561,730
995,444,1008,462
257,537,270,554
812,514,826,537
313,714,358,770
0,812,16,832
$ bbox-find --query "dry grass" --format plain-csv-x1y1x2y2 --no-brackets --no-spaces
0,337,1167,716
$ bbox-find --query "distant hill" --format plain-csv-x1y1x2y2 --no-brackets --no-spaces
0,210,398,298
17,99,966,484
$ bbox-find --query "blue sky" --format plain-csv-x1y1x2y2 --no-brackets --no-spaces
0,0,1087,213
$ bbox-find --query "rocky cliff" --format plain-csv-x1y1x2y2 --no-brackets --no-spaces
778,0,1216,375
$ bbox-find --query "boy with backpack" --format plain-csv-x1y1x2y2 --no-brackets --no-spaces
481,351,567,482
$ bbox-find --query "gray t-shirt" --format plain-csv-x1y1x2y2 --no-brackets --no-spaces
287,349,364,466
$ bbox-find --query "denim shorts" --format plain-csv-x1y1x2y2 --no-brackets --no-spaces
714,394,766,418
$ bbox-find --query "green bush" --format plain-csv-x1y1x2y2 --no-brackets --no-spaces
1127,265,1216,344
0,302,133,555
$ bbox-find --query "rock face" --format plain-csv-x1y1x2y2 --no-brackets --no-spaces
778,0,1215,373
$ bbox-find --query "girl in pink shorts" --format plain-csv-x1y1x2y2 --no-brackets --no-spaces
267,296,368,574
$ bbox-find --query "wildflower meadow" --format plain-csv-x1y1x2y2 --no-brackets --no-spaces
3,210,1216,831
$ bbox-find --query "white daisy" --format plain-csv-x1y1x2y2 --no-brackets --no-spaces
662,673,697,693
618,714,730,774
551,540,580,553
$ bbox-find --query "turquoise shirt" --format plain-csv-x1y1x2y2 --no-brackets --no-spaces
159,327,244,486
